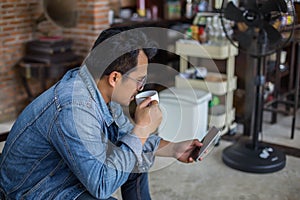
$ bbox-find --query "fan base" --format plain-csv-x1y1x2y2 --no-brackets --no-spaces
222,140,286,173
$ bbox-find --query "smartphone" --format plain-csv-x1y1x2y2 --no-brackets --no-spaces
192,126,220,161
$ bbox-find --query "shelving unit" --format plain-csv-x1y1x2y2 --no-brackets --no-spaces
264,35,300,139
175,39,238,135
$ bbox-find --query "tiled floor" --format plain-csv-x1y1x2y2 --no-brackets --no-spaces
148,142,300,200
113,109,300,199
262,110,300,149
146,109,300,200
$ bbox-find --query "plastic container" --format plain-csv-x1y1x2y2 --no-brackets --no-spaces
208,105,226,128
158,87,212,142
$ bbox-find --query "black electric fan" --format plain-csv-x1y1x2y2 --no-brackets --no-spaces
220,0,295,173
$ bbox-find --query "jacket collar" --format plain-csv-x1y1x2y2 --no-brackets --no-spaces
78,65,114,126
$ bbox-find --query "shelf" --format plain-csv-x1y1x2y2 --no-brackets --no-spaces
111,18,193,28
175,73,237,96
175,40,238,59
176,39,238,135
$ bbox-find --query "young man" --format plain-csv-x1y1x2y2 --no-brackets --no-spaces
0,27,203,200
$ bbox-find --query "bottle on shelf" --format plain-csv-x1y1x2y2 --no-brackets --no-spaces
198,26,207,43
213,0,223,10
205,17,214,45
185,27,193,39
212,15,229,45
191,25,199,40
198,0,208,12
185,0,193,19
164,0,181,20
137,0,146,17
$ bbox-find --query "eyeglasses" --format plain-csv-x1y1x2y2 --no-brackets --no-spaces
123,75,147,91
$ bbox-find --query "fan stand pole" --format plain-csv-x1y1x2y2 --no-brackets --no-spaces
252,56,265,150
222,56,286,173
251,57,261,149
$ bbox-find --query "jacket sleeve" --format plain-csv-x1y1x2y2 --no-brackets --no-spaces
50,101,138,199
110,102,162,172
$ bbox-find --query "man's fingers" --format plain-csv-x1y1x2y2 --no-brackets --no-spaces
138,98,159,108
150,100,159,105
192,139,203,147
198,156,204,161
138,97,152,108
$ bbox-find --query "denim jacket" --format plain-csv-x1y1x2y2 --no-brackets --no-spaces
0,65,162,200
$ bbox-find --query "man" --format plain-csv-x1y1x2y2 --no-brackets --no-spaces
0,27,203,200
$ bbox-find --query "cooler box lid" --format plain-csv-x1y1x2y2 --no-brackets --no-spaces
159,87,211,104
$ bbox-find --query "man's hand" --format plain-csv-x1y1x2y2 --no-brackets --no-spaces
133,97,162,144
172,139,203,163
156,139,204,163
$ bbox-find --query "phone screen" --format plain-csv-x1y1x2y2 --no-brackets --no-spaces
193,126,220,161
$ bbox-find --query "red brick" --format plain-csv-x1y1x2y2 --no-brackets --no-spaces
2,4,14,9
0,0,110,120
2,15,15,20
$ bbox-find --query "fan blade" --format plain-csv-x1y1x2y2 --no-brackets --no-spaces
224,1,244,22
234,28,254,49
263,23,282,44
260,0,288,14
244,0,258,11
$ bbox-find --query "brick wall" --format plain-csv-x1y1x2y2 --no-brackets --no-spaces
0,0,110,122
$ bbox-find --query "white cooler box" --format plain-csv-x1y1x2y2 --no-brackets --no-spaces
158,87,211,142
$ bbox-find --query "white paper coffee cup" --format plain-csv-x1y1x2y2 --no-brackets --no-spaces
135,90,159,105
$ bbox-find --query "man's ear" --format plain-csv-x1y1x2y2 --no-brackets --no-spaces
108,71,121,87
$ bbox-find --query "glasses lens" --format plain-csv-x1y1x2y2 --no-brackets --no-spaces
139,76,147,90
123,75,147,91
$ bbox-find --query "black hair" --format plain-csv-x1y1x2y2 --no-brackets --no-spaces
88,26,157,78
